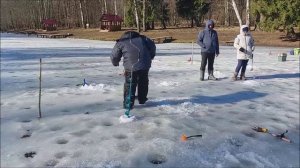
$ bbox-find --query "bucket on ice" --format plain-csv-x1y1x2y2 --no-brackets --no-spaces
294,48,300,56
278,53,287,62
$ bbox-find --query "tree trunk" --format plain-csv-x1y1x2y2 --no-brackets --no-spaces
225,0,229,26
79,0,85,28
142,0,146,31
114,0,117,15
133,0,140,32
39,0,43,25
246,0,250,27
231,0,242,26
84,0,89,27
160,2,166,29
123,1,126,24
43,0,47,19
104,0,107,14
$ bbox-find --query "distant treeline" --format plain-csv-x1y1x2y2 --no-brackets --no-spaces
1,0,299,35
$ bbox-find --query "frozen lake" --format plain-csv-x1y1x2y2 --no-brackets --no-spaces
1,33,299,167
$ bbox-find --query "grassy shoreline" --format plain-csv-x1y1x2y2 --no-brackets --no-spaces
59,27,299,48
5,27,299,48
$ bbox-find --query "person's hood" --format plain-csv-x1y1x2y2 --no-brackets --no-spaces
117,31,140,42
205,20,215,30
240,25,249,35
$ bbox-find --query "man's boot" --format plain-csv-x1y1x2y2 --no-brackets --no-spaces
200,70,205,81
208,70,218,80
232,72,238,81
240,72,246,80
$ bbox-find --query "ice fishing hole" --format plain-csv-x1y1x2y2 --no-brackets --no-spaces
113,134,127,139
147,153,167,165
56,139,68,144
67,76,76,79
24,151,36,158
50,126,62,131
102,121,113,126
61,109,70,113
21,120,31,123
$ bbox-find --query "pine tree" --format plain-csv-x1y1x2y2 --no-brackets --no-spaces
252,0,300,36
176,0,209,27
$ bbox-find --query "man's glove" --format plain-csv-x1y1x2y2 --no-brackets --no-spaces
239,47,246,53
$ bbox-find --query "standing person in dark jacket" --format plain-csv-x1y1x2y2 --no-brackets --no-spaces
197,19,220,81
111,31,156,109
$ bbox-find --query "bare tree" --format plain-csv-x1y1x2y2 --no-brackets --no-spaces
142,0,146,31
232,0,242,26
84,0,89,27
103,0,107,13
133,0,140,32
114,0,117,15
246,0,250,26
224,0,229,26
79,0,85,28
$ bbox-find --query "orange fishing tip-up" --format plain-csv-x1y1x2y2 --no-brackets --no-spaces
181,134,202,142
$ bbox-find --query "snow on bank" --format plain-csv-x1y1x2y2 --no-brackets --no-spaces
1,33,299,167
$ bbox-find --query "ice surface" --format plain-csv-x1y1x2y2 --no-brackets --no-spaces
1,33,299,167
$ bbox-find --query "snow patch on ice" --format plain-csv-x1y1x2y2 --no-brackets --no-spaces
158,81,180,87
214,70,227,79
80,83,115,92
119,115,136,123
242,80,265,87
158,102,208,116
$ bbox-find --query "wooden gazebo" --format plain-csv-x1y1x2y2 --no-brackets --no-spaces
100,14,123,32
42,19,57,31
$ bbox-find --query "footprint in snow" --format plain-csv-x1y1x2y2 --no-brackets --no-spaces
56,139,68,144
242,131,257,138
50,126,62,131
101,121,113,127
70,130,90,137
113,134,127,140
21,130,32,139
44,159,59,167
54,152,67,159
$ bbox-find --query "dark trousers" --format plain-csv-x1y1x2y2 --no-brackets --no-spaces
200,52,215,71
124,69,149,108
235,59,249,74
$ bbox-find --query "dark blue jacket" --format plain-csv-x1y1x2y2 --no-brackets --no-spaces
111,31,156,71
197,20,219,55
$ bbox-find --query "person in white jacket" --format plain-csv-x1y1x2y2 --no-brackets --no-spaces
233,25,255,80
